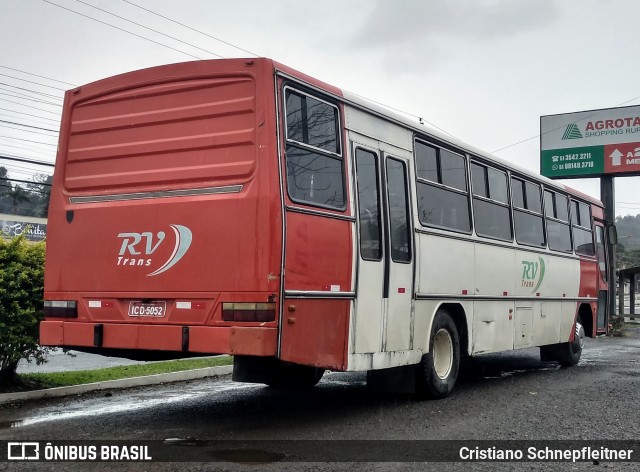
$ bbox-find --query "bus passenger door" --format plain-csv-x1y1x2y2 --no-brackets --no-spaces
353,147,384,354
382,156,414,352
353,145,414,354
594,222,609,333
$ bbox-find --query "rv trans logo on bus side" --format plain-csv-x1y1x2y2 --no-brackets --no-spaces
521,257,545,293
116,224,192,277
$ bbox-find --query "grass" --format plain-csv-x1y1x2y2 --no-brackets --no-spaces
18,356,233,390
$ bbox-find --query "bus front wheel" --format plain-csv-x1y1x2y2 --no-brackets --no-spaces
416,311,460,399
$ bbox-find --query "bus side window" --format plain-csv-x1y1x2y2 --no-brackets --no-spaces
572,200,595,256
284,87,345,210
414,140,471,233
356,149,382,261
596,226,607,281
512,177,545,247
544,190,572,253
470,161,512,241
386,158,411,263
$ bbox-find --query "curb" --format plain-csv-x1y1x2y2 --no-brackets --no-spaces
0,364,232,405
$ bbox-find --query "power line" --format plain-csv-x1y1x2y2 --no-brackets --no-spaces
0,72,67,92
0,143,55,157
0,184,51,197
0,90,63,107
0,65,77,87
1,165,51,180
0,137,58,151
0,183,51,196
492,94,640,154
0,99,62,115
120,0,458,141
1,176,52,187
0,155,55,167
0,107,60,123
346,90,458,139
0,164,47,178
0,116,59,131
0,120,58,133
75,0,223,58
0,123,58,137
41,0,203,60
0,168,51,184
122,0,259,57
0,135,57,146
0,83,64,101
1,162,51,177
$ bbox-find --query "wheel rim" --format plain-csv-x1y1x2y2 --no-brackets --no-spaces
433,328,453,380
573,320,585,352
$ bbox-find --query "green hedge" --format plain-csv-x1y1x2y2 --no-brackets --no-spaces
0,236,46,383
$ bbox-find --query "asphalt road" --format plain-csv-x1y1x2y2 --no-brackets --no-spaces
1,326,640,471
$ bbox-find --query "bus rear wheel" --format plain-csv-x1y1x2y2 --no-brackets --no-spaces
266,363,325,389
559,316,585,366
540,315,584,366
416,310,460,399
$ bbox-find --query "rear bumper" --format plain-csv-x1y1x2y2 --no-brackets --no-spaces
40,321,277,356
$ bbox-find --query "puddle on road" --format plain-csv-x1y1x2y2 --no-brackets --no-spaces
480,365,560,380
4,374,352,429
6,380,257,428
0,420,24,429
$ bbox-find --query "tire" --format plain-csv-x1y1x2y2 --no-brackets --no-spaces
540,315,584,366
266,363,325,389
416,310,460,399
558,315,585,367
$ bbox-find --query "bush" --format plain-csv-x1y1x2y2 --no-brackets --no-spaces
0,236,46,383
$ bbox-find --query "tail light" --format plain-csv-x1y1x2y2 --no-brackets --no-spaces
222,303,276,322
44,300,78,318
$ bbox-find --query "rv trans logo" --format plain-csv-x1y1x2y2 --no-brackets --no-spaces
116,224,192,276
521,257,545,293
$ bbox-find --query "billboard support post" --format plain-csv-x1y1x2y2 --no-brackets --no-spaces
600,176,617,318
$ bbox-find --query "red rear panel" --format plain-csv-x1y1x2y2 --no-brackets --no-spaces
42,59,282,356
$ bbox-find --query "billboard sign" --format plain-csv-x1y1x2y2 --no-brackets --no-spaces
540,105,640,178
1,218,47,242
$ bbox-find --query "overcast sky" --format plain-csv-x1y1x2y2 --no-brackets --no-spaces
1,0,639,216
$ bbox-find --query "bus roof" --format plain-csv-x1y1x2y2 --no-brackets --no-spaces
272,59,602,208
65,57,602,208
340,90,602,207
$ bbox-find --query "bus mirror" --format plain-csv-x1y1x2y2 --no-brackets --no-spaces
607,225,618,245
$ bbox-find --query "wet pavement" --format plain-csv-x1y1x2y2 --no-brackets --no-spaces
1,325,639,471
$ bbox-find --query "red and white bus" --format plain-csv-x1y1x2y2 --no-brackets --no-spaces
40,58,611,398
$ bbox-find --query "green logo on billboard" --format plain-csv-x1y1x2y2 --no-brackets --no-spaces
562,124,583,140
521,257,545,293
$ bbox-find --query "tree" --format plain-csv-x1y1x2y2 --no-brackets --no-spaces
25,173,52,217
0,236,47,384
618,244,640,270
616,214,640,250
615,214,640,270
0,166,11,214
7,185,30,215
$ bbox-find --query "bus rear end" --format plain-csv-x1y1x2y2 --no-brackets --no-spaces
40,59,283,360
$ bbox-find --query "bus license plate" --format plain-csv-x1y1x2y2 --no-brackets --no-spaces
128,301,167,317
